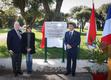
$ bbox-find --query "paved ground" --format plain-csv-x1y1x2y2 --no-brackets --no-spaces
0,58,92,72
0,70,92,80
0,58,93,80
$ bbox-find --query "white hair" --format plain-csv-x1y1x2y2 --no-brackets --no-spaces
14,21,21,28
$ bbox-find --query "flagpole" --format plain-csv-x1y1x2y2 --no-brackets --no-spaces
92,0,94,4
91,0,94,9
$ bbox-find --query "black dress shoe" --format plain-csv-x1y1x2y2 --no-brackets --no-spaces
18,71,23,75
64,72,70,75
14,73,18,77
72,73,75,77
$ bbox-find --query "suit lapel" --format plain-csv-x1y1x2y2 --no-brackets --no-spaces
14,29,21,39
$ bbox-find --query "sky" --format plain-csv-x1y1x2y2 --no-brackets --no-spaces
61,0,111,13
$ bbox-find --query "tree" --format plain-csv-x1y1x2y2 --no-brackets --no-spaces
73,7,91,31
41,0,63,21
96,3,111,29
12,0,28,24
0,10,5,14
0,0,14,28
70,6,83,15
71,4,111,30
5,7,16,16
12,0,64,25
12,0,43,25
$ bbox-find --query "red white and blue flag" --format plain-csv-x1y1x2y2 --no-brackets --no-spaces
101,5,111,46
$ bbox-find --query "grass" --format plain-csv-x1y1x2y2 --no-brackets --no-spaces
76,29,102,59
0,28,10,34
0,28,102,59
0,41,9,58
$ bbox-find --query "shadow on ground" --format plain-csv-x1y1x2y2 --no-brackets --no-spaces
0,68,92,80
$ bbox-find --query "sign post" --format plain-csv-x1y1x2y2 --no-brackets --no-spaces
44,21,67,62
62,40,65,62
44,38,48,62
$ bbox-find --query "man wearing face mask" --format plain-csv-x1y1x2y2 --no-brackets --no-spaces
7,21,23,77
64,22,81,77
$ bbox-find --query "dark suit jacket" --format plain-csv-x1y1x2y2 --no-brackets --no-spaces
7,29,22,54
22,32,35,54
64,30,81,56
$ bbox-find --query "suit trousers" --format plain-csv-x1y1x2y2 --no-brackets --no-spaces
66,49,77,74
11,53,22,74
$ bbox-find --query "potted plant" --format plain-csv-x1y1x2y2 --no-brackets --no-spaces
85,40,108,80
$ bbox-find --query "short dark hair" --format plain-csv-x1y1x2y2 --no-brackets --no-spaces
68,22,76,27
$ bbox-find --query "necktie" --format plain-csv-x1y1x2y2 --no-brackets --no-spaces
69,32,72,39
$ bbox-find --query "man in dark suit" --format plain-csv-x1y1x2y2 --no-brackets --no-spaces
22,26,35,76
7,21,23,77
64,22,81,76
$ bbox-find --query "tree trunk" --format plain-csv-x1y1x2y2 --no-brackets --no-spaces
41,0,52,21
54,0,63,21
42,0,63,21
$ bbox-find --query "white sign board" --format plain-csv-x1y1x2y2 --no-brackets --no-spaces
45,22,67,38
45,22,67,48
47,38,63,48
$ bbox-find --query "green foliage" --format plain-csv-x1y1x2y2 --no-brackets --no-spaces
74,9,91,21
72,6,92,30
0,41,9,57
89,40,108,64
5,7,16,16
0,28,9,33
0,28,103,59
97,3,111,17
71,6,90,15
71,3,111,30
96,3,111,29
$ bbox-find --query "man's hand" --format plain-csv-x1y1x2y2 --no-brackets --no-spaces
27,48,31,52
66,44,72,49
9,50,14,55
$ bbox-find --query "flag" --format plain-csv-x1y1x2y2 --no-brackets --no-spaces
87,3,96,45
40,22,45,48
101,5,111,46
101,5,111,80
